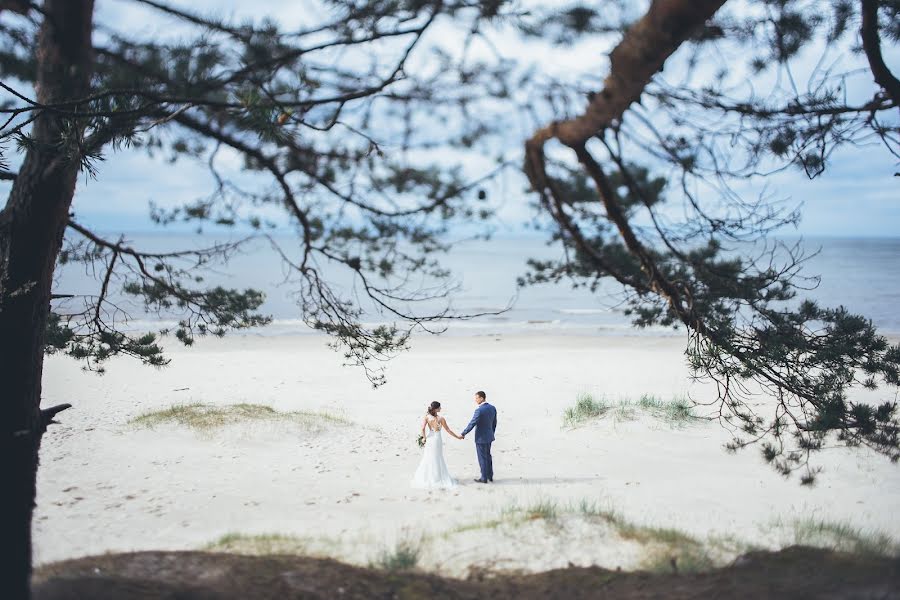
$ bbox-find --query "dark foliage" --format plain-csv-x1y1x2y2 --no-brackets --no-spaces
521,0,900,482
1,0,514,385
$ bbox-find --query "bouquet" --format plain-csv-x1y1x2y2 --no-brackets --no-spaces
416,434,426,448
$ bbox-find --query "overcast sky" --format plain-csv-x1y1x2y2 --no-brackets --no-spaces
5,0,899,238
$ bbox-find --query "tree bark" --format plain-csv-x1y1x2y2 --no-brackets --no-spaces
0,1,94,598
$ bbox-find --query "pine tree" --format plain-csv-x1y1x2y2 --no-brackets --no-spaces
0,1,506,595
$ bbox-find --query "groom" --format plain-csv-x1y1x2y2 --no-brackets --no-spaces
460,390,497,483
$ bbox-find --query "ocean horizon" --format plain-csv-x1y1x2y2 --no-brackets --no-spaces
54,232,900,338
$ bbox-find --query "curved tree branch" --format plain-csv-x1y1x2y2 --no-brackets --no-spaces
525,0,726,159
861,0,900,106
524,0,727,330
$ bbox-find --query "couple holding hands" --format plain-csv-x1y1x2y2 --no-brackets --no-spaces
411,391,497,489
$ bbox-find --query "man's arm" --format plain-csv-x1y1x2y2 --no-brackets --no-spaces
492,408,497,433
460,406,481,437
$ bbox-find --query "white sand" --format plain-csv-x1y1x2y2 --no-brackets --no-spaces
35,332,900,575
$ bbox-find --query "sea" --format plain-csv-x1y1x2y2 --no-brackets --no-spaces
53,233,900,338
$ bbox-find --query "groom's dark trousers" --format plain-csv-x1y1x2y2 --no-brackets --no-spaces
476,443,493,481
462,401,497,481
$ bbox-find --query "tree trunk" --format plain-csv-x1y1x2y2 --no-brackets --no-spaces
0,1,94,597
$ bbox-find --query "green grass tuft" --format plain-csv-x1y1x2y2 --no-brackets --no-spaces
204,533,308,555
636,394,695,423
564,393,696,427
577,498,607,517
370,537,421,571
789,518,900,557
498,498,562,523
574,500,751,573
523,498,559,521
130,402,350,432
563,393,609,427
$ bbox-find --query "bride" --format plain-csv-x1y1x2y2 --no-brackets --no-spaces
411,401,461,489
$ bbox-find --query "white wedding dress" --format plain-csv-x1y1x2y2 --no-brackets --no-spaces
411,418,456,489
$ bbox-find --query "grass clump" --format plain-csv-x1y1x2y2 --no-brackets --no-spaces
577,498,606,517
788,519,900,557
499,498,561,523
563,393,696,427
607,516,723,573
563,393,609,426
204,533,308,556
576,500,745,573
637,394,695,424
491,498,732,573
130,402,349,432
575,503,696,546
522,498,559,521
370,536,421,571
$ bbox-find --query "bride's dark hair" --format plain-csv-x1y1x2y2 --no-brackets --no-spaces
427,401,441,417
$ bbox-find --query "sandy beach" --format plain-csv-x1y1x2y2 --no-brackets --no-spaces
35,332,900,576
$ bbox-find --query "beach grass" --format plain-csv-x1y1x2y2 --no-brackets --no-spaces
456,498,749,574
636,394,695,424
575,502,700,545
563,393,696,428
201,511,896,578
577,498,607,517
784,518,900,557
441,499,564,537
521,498,560,521
578,505,751,573
496,498,562,524
562,393,609,426
130,402,350,431
370,536,422,571
204,533,309,555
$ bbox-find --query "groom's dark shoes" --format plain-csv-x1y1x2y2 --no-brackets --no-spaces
474,478,488,483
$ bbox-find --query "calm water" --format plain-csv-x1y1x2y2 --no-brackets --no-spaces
54,233,900,336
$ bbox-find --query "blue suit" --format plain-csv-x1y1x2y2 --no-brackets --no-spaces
461,402,497,481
